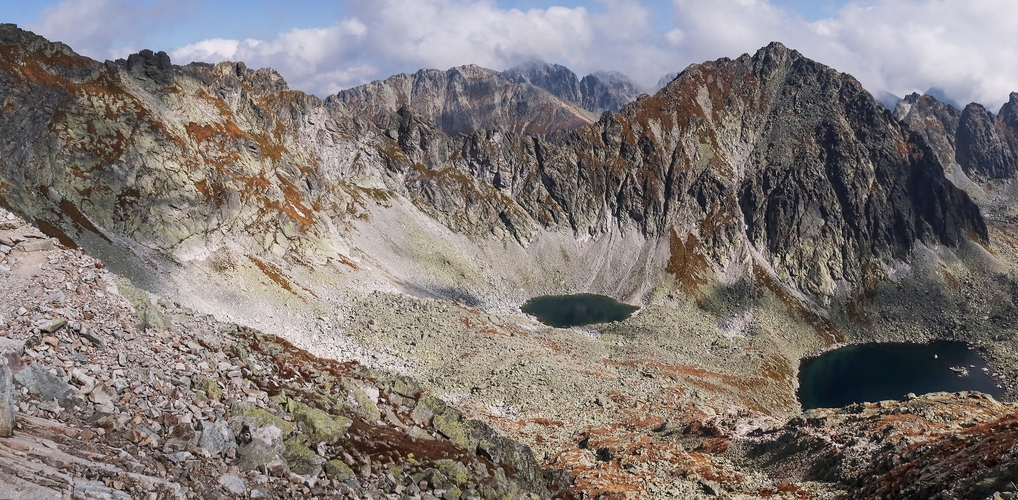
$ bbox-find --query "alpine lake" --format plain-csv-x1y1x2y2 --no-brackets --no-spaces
521,294,639,328
798,340,1006,410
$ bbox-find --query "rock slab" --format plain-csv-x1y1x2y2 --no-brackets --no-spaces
0,359,13,437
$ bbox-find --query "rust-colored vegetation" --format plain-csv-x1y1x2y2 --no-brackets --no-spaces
665,229,710,296
248,255,298,296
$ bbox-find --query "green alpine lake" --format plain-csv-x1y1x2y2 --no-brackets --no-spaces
521,294,638,328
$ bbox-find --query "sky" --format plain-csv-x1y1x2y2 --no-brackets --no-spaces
3,0,1017,110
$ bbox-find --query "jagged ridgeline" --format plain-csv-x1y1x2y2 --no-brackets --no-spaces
6,21,1018,500
0,23,985,304
895,91,1018,182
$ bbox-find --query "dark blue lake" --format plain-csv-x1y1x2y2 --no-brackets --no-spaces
797,340,1005,410
521,294,638,328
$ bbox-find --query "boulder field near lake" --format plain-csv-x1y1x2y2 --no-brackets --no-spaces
1,23,1018,498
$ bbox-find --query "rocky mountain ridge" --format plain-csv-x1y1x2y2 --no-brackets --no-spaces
2,22,1018,498
503,61,640,114
895,91,1018,182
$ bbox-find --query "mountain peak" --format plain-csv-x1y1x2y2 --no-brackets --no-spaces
502,61,639,113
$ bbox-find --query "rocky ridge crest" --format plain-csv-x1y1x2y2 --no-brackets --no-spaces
895,91,1018,182
503,61,641,113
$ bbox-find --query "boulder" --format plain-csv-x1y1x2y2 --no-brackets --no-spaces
0,338,24,377
342,379,381,423
283,437,326,477
411,395,446,426
324,459,356,482
235,424,285,470
14,363,75,407
198,420,236,457
72,480,132,500
468,419,546,491
230,402,294,435
39,319,67,334
0,358,14,436
434,459,470,486
431,410,476,451
80,329,107,350
218,473,247,495
292,402,352,443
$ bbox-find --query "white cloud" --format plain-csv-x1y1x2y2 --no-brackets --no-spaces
803,0,1018,110
665,0,1018,110
26,0,190,61
172,38,242,62
26,0,1018,110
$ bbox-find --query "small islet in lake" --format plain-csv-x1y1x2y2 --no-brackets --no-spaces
798,340,1005,410
521,294,638,328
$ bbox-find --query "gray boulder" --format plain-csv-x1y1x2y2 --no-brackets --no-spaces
0,358,14,436
14,363,75,407
0,338,24,377
198,420,236,457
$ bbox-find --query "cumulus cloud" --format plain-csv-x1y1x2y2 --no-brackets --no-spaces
666,0,1018,109
26,0,191,60
174,0,604,92
25,0,1018,110
804,0,1018,110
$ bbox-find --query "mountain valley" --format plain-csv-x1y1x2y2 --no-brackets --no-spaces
1,23,1018,498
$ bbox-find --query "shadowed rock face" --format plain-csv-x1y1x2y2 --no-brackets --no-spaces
957,102,1018,180
395,43,986,294
504,61,641,113
895,91,1018,181
0,26,986,302
503,61,583,105
579,70,640,113
894,93,962,169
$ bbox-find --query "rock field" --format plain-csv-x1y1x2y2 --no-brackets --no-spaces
0,207,553,499
5,203,1018,499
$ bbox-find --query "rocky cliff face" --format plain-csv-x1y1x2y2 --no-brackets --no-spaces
0,26,987,304
333,64,595,136
388,43,986,296
895,91,1018,181
504,61,640,113
578,70,640,113
2,23,1018,500
502,61,583,105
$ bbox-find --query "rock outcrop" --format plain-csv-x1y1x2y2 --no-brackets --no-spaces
578,70,640,113
0,24,986,302
0,22,1017,500
389,42,986,296
503,61,583,106
0,359,12,437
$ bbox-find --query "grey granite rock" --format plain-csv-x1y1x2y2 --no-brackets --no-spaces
0,358,14,437
218,473,247,495
198,420,236,458
14,363,75,407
